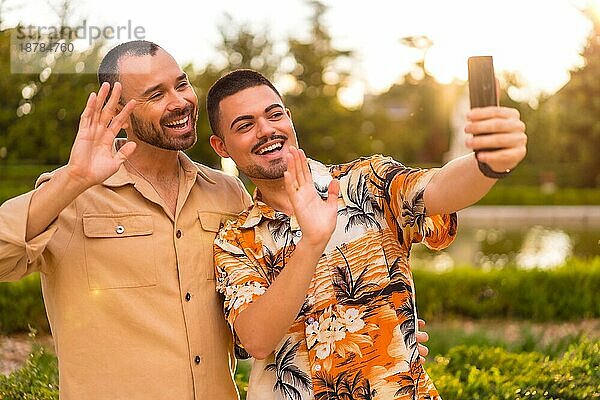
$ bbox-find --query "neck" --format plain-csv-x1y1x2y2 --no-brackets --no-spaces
125,139,180,181
253,177,293,215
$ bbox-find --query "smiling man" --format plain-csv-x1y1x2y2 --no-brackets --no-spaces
207,69,527,399
0,41,251,399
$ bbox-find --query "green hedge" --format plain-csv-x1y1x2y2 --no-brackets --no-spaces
2,339,598,400
0,164,58,204
0,343,58,400
414,258,600,322
0,274,49,334
475,185,600,205
428,339,600,399
1,259,599,334
1,164,600,205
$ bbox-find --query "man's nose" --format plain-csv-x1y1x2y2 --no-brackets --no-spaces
167,90,189,110
256,117,275,138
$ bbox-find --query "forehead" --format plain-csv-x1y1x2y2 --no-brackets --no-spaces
117,49,183,97
219,85,282,120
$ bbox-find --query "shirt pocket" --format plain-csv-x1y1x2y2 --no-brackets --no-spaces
197,211,239,280
82,213,158,290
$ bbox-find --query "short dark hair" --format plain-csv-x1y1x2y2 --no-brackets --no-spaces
97,40,161,102
206,69,282,138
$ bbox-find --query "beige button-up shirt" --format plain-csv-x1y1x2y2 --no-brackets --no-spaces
0,152,251,399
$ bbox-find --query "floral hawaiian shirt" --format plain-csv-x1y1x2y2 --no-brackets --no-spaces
214,155,457,400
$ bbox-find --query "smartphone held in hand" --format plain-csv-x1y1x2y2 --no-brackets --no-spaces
468,56,498,108
467,55,511,179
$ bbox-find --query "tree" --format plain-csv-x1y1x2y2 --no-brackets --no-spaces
529,6,600,187
186,15,281,168
283,0,367,164
363,35,454,166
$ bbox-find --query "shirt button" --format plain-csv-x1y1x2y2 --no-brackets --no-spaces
194,355,201,364
176,229,182,238
185,292,191,302
314,364,322,371
115,225,125,234
307,317,315,324
294,231,302,237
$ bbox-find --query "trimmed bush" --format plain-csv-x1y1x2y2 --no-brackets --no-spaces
415,258,600,321
428,339,600,399
0,274,49,334
0,343,58,400
475,185,600,205
2,339,598,400
1,259,599,334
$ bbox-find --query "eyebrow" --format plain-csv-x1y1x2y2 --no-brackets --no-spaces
229,103,284,129
141,73,188,98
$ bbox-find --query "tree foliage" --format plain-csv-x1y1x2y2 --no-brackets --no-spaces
0,1,598,188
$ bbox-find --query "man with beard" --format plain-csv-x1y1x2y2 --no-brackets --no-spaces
207,69,527,399
0,41,252,399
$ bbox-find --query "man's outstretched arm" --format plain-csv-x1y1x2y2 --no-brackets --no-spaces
424,106,527,216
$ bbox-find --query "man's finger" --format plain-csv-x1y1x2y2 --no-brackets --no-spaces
417,343,429,359
93,82,110,124
467,132,527,151
467,106,520,122
115,141,137,164
291,147,306,186
476,146,527,170
327,179,340,206
78,92,96,131
107,99,136,133
100,82,123,126
465,118,525,136
298,149,311,182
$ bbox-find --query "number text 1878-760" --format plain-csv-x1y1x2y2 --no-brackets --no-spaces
19,42,75,53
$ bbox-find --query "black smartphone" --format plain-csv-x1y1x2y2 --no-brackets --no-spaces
467,56,509,177
468,56,498,108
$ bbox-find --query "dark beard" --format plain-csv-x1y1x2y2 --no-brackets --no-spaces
242,159,288,180
241,134,289,179
130,105,198,151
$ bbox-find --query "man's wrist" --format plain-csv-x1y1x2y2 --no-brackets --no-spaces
60,166,95,195
476,159,511,179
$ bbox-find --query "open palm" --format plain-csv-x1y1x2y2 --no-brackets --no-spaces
67,82,137,187
284,147,339,247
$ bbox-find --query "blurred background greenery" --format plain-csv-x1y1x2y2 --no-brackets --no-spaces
0,0,599,399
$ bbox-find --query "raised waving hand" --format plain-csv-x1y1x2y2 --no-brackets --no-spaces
66,82,137,186
283,146,340,248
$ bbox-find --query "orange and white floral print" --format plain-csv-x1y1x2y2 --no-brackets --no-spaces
214,155,457,400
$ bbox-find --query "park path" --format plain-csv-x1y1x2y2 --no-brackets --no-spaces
459,205,600,228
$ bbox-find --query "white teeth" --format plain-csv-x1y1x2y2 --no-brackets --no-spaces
165,116,189,127
257,143,283,155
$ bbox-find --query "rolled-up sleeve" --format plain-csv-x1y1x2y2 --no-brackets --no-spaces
367,155,458,250
213,222,270,355
0,191,58,281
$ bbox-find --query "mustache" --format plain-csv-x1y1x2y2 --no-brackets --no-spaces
160,104,195,124
251,134,288,153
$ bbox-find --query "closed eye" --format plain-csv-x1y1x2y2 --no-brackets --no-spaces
149,92,163,100
236,122,253,132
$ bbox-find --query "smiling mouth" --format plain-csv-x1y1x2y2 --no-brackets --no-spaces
163,115,190,130
255,141,284,155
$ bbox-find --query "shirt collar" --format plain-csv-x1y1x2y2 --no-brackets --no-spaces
240,158,333,229
102,139,216,187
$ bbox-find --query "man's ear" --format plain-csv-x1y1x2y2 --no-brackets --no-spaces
285,108,292,119
209,134,230,158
